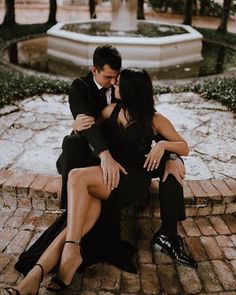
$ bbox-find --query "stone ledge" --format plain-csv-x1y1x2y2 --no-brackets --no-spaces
0,169,235,216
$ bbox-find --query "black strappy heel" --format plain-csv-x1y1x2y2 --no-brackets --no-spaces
46,240,81,292
4,263,44,295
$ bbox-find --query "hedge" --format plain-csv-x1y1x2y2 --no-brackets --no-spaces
154,77,236,112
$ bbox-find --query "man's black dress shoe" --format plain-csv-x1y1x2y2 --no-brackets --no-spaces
151,233,198,269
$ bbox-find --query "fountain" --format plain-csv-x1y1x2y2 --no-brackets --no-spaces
47,0,203,68
111,0,137,31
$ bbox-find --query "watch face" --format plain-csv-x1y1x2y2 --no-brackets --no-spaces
170,153,177,160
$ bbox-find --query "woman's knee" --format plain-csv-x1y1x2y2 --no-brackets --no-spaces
68,168,87,187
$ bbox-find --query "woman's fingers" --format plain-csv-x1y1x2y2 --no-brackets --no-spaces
80,118,95,128
74,115,95,132
143,154,150,169
82,117,95,124
150,159,160,171
82,125,94,130
144,154,161,171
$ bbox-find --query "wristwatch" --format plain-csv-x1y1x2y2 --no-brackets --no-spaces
169,153,177,160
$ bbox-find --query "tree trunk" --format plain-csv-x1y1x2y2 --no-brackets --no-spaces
48,0,57,24
2,0,16,27
217,0,232,33
199,0,207,16
8,43,18,64
137,0,145,20
89,0,96,19
183,0,193,25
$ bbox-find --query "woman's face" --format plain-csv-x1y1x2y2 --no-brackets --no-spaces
114,76,121,100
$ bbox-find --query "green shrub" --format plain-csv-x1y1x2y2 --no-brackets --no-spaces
0,23,71,108
197,78,236,111
0,64,70,108
154,78,236,112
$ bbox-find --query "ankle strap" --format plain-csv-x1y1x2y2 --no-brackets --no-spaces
35,263,44,281
65,240,81,246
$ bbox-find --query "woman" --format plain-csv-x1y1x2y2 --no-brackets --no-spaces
5,68,189,294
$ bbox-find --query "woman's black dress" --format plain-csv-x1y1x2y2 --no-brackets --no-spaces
15,105,153,275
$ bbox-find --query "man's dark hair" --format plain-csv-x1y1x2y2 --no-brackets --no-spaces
93,44,122,71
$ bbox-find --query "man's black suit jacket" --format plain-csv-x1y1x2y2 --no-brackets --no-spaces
69,71,114,157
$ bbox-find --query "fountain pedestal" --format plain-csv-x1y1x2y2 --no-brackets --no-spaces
47,20,203,69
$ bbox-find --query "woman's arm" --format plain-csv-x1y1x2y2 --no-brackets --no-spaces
153,113,189,156
144,113,189,171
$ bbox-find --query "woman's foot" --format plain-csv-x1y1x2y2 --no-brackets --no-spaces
46,240,82,291
5,264,43,295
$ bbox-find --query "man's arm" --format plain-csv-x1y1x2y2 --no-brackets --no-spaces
69,79,94,119
69,78,108,156
69,81,127,189
162,158,186,186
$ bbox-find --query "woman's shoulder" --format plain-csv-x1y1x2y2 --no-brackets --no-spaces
152,111,162,123
152,112,169,122
152,112,169,132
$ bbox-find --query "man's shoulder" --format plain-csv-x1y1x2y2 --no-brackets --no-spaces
71,72,94,89
69,72,98,103
71,78,88,88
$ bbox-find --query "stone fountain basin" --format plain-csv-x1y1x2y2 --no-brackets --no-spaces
47,20,203,68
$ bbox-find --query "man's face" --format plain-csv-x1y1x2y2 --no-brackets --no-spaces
92,64,120,88
114,75,121,100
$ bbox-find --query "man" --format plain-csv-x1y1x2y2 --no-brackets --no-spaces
57,44,197,268
57,45,126,206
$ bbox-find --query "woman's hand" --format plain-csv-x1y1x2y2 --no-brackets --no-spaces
143,141,166,171
73,114,95,133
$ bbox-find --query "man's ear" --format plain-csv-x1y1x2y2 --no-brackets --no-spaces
91,66,97,74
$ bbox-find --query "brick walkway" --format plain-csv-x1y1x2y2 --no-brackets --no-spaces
0,169,235,294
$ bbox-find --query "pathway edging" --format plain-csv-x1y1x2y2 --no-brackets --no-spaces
0,169,235,216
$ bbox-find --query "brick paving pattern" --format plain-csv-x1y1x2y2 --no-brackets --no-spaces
0,170,235,294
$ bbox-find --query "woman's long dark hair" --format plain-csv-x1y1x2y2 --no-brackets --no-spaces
119,68,155,138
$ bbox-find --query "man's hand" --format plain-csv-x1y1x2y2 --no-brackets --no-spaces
163,158,186,186
99,150,128,190
73,114,95,133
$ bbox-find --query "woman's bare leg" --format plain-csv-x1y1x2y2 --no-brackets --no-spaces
13,171,106,295
57,166,111,285
12,228,66,294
